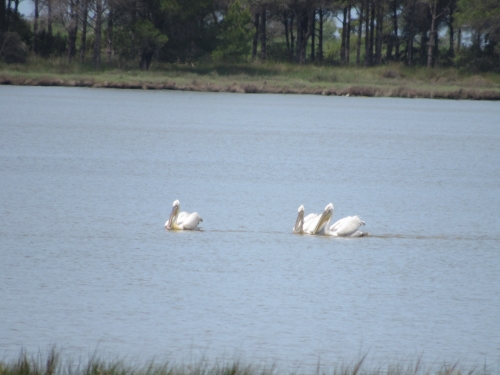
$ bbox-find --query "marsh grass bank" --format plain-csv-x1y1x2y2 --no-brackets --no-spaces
2,59,500,100
0,351,495,375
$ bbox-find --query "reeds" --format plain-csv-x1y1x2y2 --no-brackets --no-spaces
0,351,276,375
0,351,496,375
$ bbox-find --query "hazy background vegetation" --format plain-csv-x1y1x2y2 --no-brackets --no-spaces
0,0,499,72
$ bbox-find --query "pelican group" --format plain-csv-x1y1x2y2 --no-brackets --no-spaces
164,199,366,236
293,203,366,237
293,203,333,235
165,200,203,230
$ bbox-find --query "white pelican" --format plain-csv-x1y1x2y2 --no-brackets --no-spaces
326,215,366,237
293,203,333,235
165,200,203,230
293,205,306,234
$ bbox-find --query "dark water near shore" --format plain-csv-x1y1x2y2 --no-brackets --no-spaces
1,86,499,370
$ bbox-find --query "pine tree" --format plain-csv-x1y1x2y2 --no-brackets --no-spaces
212,0,254,62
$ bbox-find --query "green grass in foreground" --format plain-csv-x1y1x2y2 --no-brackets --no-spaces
1,56,500,99
0,351,496,375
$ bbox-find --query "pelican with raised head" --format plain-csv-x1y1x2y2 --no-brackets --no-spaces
293,203,333,235
293,205,306,234
165,200,203,230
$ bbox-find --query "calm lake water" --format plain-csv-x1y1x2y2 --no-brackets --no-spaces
1,86,499,371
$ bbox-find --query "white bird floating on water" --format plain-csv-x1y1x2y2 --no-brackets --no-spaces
165,200,203,230
293,203,367,237
327,214,366,237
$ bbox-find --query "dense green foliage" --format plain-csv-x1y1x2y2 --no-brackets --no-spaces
0,0,499,71
212,0,253,62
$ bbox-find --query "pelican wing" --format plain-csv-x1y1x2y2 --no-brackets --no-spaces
176,211,189,224
302,213,320,234
178,212,203,230
329,217,349,232
303,213,317,223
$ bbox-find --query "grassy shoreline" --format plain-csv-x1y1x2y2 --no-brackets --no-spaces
0,351,496,375
1,59,500,100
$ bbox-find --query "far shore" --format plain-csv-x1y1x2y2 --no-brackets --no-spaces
1,60,500,100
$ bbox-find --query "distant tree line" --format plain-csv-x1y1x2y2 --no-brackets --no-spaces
0,0,499,71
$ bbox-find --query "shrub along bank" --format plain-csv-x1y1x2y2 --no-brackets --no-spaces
1,60,499,100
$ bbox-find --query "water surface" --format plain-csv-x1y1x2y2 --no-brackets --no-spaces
1,86,499,371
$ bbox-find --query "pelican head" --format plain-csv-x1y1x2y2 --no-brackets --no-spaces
293,204,305,234
166,200,181,230
311,203,333,235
